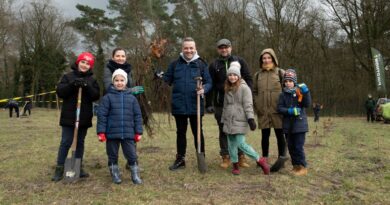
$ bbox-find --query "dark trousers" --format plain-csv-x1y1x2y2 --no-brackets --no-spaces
286,132,307,167
214,106,243,156
173,114,205,157
56,126,87,165
314,111,320,122
367,109,374,122
106,139,137,166
8,105,19,118
261,128,286,157
23,108,31,116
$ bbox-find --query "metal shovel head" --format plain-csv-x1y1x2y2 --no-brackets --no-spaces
63,152,81,183
196,152,207,174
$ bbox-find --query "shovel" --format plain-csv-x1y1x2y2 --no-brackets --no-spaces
63,88,82,183
195,77,207,174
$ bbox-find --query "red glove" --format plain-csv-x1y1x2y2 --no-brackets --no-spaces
134,133,142,142
97,133,106,142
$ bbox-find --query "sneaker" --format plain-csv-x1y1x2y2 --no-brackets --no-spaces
169,155,185,171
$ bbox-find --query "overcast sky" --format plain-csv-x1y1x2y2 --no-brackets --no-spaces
52,0,109,18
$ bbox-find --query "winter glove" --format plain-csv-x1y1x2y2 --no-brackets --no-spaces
134,133,142,142
73,78,87,87
130,86,144,95
97,133,106,142
206,106,215,113
298,83,309,94
288,107,301,116
248,118,257,131
154,70,164,79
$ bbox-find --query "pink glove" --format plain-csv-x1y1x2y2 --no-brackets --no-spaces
97,133,106,142
134,133,142,142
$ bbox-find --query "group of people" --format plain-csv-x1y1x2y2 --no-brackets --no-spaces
51,37,312,185
3,98,32,118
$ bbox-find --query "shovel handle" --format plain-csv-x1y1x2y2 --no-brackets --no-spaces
196,79,201,154
71,88,82,152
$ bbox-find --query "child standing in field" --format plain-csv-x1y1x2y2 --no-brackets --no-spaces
52,52,100,182
97,69,143,184
221,62,269,175
277,69,311,176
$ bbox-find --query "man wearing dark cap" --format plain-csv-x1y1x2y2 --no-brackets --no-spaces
206,38,253,169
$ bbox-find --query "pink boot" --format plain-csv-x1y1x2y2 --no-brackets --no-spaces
257,157,270,175
232,163,240,175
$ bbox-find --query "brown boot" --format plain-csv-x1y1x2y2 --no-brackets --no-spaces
293,165,308,176
238,154,250,168
220,155,230,169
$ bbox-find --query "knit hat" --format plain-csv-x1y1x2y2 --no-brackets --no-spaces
283,69,297,84
112,69,128,85
76,52,95,69
227,61,241,77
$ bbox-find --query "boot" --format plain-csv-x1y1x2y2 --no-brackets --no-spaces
238,154,250,168
293,165,308,176
270,156,288,172
256,157,270,175
130,165,143,184
51,165,64,182
80,165,90,178
169,155,185,171
232,162,240,175
220,155,230,169
109,164,122,184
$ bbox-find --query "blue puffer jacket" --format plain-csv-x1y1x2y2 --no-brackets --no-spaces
97,86,143,140
277,87,311,134
163,55,212,115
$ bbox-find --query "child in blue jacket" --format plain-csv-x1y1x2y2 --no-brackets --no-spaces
277,69,311,176
97,69,143,184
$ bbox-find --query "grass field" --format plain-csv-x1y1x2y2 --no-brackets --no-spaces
0,108,389,205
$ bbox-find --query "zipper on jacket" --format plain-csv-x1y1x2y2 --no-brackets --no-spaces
121,92,124,140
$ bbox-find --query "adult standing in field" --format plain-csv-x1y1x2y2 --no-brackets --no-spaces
156,37,212,171
253,48,287,173
103,48,144,95
206,38,253,169
365,94,376,123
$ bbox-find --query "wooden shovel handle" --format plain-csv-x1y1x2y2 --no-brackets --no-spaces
71,88,82,152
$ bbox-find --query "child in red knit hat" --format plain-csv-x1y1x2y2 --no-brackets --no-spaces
51,52,100,182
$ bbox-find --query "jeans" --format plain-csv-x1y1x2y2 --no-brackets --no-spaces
286,132,307,167
173,115,205,157
56,126,87,165
106,139,137,166
261,128,286,157
214,106,244,156
227,134,259,163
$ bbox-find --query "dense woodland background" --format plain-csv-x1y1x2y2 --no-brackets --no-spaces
0,0,389,115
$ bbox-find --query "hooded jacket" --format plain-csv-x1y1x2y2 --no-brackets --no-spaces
221,80,254,134
56,64,100,128
253,48,284,129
